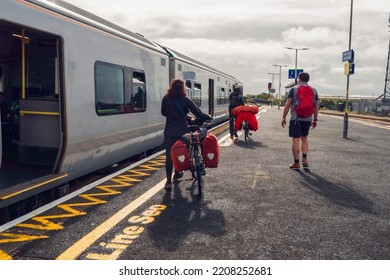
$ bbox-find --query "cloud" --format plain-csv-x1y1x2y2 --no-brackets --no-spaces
282,26,346,47
64,0,389,97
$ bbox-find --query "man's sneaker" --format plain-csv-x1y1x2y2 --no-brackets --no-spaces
234,133,238,138
302,161,309,169
173,171,184,182
289,163,300,170
164,181,172,191
230,136,236,141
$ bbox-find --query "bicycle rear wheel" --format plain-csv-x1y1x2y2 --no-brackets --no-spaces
244,121,249,142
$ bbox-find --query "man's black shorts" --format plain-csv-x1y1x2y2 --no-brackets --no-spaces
289,120,311,138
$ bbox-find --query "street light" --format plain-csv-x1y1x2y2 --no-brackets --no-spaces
267,72,279,106
285,47,310,84
273,64,288,109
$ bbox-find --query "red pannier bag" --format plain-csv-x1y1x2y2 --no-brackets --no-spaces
235,111,259,131
170,140,191,171
201,133,220,168
232,104,259,116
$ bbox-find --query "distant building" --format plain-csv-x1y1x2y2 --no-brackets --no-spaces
352,98,389,116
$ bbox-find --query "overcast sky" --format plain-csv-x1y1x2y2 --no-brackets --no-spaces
65,0,389,97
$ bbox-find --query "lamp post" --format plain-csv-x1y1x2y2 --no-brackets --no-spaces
285,47,310,84
267,72,279,106
273,64,288,109
343,0,354,139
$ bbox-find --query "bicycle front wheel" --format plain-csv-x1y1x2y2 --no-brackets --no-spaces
196,163,203,196
193,150,204,196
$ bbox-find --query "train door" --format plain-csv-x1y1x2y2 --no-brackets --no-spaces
0,64,4,167
208,79,214,116
0,22,62,186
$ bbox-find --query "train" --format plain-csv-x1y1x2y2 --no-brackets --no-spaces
0,0,241,220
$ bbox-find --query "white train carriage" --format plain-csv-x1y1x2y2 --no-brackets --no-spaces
164,47,239,124
0,0,241,215
0,0,169,209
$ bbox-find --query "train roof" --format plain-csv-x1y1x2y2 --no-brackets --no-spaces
22,0,240,84
162,46,240,82
24,0,164,53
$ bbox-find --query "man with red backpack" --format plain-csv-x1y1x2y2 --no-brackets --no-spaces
281,72,319,170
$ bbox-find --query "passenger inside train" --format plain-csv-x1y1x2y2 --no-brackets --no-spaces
132,86,145,110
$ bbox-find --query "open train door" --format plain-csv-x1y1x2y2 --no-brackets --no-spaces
0,64,4,168
208,79,214,116
18,29,62,169
0,22,63,187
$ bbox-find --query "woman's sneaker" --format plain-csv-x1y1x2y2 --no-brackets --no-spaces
164,181,172,191
173,171,184,182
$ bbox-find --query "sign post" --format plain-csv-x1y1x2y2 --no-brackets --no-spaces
342,49,354,63
342,0,354,139
288,69,303,79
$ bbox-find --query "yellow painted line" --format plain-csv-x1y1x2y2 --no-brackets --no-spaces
0,232,48,243
16,177,137,230
14,160,164,231
56,179,166,260
0,173,68,201
0,250,12,260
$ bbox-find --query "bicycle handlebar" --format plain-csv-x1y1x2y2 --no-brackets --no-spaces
187,113,213,127
181,126,207,144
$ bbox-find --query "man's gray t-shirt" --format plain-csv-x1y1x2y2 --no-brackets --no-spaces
287,82,319,121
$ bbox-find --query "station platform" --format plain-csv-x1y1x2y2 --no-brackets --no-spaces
0,106,389,260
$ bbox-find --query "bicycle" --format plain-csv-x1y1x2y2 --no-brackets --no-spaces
181,124,208,196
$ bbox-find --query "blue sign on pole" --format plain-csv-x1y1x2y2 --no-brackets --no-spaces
342,49,354,62
288,69,303,79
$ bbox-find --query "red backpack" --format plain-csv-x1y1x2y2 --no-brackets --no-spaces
294,85,315,118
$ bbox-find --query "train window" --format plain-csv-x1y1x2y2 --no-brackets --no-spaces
178,64,182,72
186,86,192,97
193,82,201,107
95,63,125,116
12,33,59,99
217,87,228,105
131,71,146,112
185,80,192,97
161,58,166,66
